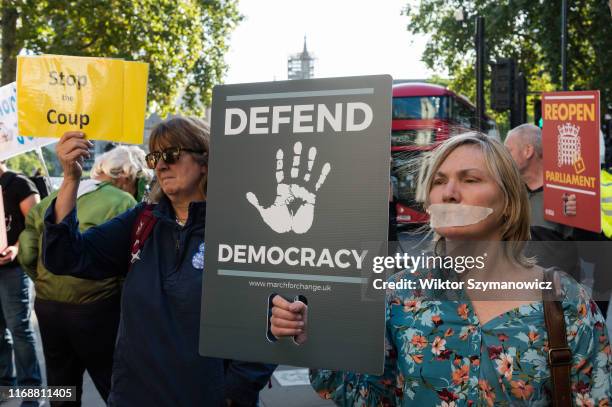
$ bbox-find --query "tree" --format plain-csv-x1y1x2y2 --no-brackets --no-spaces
1,0,241,116
6,150,44,175
404,0,612,131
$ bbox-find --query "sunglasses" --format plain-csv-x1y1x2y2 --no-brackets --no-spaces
145,147,205,169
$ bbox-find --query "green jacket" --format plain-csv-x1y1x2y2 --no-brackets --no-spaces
18,181,137,304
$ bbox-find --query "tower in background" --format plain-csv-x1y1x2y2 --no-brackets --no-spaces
288,36,315,80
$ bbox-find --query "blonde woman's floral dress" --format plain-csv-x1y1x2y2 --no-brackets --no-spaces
310,270,611,406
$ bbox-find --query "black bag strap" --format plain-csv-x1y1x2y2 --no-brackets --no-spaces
543,269,572,407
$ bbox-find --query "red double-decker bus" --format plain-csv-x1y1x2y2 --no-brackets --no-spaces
391,82,498,225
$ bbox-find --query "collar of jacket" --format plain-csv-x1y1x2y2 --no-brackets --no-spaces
153,195,206,226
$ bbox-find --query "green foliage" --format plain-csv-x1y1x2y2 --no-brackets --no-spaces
7,0,241,116
404,0,612,132
6,150,43,175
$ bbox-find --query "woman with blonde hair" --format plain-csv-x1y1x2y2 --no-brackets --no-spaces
271,132,611,405
41,117,275,406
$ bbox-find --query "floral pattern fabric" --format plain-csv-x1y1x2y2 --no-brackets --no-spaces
310,270,612,406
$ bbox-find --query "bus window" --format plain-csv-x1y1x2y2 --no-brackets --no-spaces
393,96,448,120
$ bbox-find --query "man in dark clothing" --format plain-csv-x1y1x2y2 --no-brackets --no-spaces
0,162,42,406
504,124,581,278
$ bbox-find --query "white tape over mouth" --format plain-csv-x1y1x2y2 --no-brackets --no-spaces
427,203,494,228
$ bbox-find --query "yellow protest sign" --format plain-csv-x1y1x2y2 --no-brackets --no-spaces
123,61,148,142
17,55,148,144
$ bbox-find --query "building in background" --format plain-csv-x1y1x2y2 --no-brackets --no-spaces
288,37,315,80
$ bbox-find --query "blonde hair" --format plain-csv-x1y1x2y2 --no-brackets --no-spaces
148,116,209,203
418,132,533,267
91,145,153,182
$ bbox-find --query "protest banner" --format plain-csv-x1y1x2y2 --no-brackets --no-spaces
17,55,148,144
200,75,392,374
542,90,600,232
0,82,54,161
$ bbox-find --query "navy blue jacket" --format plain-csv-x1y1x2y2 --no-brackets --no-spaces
42,197,275,406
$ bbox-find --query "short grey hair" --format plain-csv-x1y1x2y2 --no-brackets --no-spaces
91,145,153,182
507,124,542,158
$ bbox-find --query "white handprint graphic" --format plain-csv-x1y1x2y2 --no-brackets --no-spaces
246,142,331,234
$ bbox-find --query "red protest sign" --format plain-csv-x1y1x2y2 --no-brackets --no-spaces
542,90,600,232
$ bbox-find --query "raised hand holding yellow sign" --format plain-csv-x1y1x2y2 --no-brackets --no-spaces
17,55,148,144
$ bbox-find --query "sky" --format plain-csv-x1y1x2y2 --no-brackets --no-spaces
224,0,436,84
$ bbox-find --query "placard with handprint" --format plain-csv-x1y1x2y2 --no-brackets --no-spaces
200,75,392,374
246,141,331,234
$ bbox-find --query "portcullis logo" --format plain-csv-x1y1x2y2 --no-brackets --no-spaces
557,123,585,174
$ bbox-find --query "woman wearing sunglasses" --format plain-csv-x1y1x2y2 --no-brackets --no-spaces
41,117,275,406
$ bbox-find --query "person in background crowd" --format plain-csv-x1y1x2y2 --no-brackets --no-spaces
90,145,152,202
504,124,581,278
18,146,151,406
271,132,611,405
42,117,275,406
507,124,610,318
0,161,42,407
